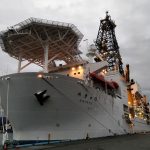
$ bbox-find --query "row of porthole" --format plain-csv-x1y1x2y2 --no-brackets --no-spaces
80,99,92,105
78,92,98,101
96,87,116,97
78,93,90,98
67,72,81,76
74,72,81,75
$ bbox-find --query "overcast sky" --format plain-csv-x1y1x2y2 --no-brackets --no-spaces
0,0,150,98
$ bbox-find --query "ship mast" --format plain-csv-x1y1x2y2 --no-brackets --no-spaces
95,11,124,75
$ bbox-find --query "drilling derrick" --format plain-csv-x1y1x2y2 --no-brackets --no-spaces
95,12,124,75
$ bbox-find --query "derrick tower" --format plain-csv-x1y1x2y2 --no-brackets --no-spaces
95,12,124,75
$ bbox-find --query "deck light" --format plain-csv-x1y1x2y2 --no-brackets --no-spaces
71,67,75,71
78,66,82,69
37,74,43,78
139,112,142,115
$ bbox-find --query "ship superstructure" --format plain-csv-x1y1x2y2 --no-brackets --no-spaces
0,13,149,146
0,17,84,73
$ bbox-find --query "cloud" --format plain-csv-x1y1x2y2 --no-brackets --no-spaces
0,0,150,96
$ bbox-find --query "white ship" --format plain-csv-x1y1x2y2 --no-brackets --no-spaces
0,12,150,145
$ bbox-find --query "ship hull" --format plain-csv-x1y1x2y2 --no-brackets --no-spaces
0,72,149,141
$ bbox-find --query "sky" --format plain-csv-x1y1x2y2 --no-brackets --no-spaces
0,0,150,98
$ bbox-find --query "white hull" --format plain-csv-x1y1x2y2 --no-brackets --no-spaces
0,72,150,141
